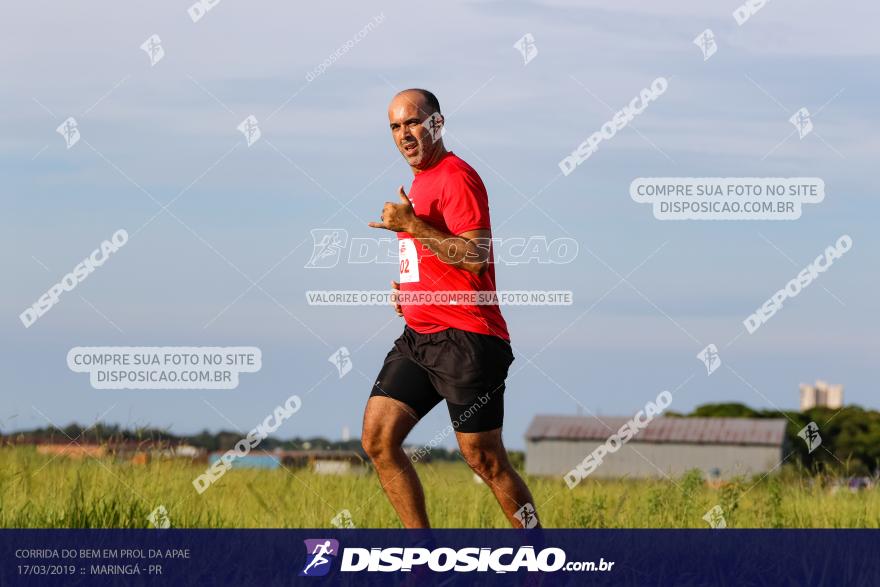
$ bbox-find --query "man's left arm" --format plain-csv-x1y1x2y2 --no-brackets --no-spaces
368,186,491,276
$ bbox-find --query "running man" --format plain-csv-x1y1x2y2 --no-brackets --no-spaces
363,89,540,529
302,540,334,575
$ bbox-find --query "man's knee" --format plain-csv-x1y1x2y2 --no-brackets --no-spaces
462,445,507,481
362,425,402,463
362,397,418,464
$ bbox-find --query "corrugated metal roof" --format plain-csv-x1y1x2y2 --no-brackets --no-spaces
525,415,787,446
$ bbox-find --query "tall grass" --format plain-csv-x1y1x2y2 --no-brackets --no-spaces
2,447,879,528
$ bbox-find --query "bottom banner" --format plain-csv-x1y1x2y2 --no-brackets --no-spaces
2,529,876,586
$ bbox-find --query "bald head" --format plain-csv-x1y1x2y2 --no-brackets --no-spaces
387,89,447,173
393,89,441,116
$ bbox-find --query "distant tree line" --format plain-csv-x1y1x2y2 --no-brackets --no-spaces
6,403,878,473
666,403,880,476
0,424,464,461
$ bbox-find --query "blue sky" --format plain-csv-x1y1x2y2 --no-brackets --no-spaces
3,0,878,449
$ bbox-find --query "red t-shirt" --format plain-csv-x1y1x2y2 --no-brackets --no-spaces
397,152,510,341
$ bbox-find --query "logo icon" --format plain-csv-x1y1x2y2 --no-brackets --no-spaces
693,29,717,61
305,229,348,268
300,539,339,577
422,112,445,143
514,502,538,529
798,421,822,453
237,115,261,147
789,107,813,139
703,505,726,529
330,509,356,529
328,347,352,378
147,505,171,529
56,117,80,149
697,344,721,375
140,34,165,66
513,33,538,65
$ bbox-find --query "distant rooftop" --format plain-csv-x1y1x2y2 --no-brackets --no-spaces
526,415,787,446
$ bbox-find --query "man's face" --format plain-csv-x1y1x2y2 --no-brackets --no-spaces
388,92,443,170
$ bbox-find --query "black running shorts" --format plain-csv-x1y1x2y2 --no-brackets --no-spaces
370,326,515,433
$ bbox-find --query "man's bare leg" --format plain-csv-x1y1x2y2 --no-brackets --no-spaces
456,428,541,528
362,396,430,528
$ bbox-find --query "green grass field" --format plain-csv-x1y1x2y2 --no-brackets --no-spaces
2,447,878,528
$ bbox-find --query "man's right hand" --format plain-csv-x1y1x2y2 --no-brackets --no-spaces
391,280,403,317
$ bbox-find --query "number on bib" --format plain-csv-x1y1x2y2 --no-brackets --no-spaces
398,238,420,283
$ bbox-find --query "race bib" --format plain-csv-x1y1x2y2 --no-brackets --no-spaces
398,238,420,283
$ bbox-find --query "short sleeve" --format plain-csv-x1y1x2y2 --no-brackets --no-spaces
441,166,491,235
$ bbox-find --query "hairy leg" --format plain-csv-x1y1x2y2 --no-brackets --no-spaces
362,396,429,528
456,428,541,528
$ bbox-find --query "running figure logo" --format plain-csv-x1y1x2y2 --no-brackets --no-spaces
693,29,717,61
798,421,822,453
140,34,165,66
328,347,352,378
702,505,727,529
237,114,262,147
299,539,339,577
514,503,538,529
146,504,171,529
696,344,721,375
330,509,356,529
513,33,538,65
789,107,813,139
422,112,445,143
56,117,80,149
305,229,348,268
